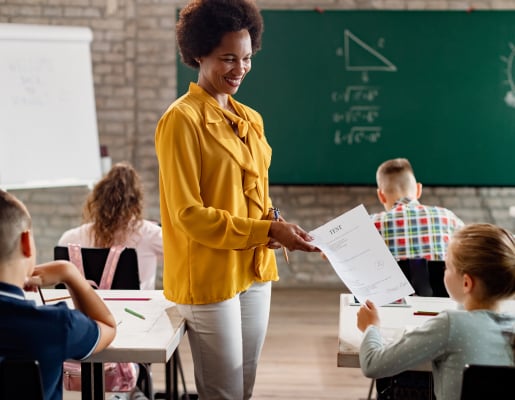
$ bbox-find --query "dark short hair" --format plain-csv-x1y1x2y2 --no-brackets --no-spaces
176,0,263,69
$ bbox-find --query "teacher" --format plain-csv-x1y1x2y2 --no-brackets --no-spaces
154,0,319,399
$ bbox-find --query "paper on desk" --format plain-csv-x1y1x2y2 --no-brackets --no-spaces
310,204,414,306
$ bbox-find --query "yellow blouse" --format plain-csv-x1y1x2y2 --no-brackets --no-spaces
155,83,279,304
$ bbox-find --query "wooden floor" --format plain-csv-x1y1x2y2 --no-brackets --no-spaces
64,288,374,400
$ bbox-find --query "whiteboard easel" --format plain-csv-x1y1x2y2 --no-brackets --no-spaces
0,23,101,190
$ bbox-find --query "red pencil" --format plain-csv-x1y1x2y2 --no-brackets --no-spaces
103,297,151,301
413,311,439,316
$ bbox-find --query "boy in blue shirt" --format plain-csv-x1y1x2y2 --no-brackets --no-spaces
0,189,116,400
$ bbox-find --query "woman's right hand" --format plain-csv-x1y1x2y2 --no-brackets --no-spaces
269,221,320,252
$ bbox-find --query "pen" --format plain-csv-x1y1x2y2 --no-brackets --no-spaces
413,311,439,316
270,207,289,264
124,307,146,320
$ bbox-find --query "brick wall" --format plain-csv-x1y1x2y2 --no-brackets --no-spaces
2,0,515,288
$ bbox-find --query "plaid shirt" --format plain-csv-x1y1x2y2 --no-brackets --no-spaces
371,197,465,261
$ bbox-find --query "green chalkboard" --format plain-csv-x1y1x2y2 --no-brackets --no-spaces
178,10,515,185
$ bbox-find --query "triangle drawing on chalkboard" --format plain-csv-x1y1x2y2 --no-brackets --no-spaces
344,30,397,72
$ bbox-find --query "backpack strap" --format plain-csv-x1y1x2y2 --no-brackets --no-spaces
98,245,126,289
67,244,85,276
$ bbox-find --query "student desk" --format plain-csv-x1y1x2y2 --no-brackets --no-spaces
338,294,515,370
36,289,186,400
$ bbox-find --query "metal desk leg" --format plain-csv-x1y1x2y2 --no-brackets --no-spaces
155,351,179,400
81,362,105,400
81,362,93,400
172,352,179,400
93,363,105,400
164,359,172,400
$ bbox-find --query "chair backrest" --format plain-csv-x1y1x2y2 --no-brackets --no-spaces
397,259,448,297
427,260,449,297
54,246,140,289
460,364,515,399
0,359,44,400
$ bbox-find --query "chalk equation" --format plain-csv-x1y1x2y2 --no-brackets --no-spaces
334,127,381,145
333,106,380,124
332,30,396,146
331,86,379,103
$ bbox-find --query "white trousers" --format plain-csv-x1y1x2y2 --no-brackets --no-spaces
176,281,272,400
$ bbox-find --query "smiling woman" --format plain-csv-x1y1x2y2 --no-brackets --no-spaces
154,0,319,398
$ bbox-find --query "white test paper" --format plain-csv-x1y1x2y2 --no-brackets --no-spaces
310,204,414,306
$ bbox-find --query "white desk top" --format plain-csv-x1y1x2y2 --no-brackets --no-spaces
338,293,515,369
34,289,185,364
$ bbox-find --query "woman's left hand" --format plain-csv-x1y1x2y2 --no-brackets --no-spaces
269,220,319,252
267,238,282,249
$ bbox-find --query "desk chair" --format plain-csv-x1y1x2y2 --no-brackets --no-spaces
54,246,140,289
397,259,448,298
460,364,515,399
0,359,44,400
427,260,448,298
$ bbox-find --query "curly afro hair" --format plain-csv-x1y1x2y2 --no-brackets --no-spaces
176,0,263,69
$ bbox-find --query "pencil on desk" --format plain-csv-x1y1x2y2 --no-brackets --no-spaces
45,295,72,303
124,307,146,320
103,297,151,301
413,311,439,316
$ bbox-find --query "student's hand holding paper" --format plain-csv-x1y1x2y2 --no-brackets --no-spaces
357,300,380,332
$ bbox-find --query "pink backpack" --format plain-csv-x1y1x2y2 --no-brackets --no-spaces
62,244,138,392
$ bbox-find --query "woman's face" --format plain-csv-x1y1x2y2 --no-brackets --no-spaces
197,29,252,104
